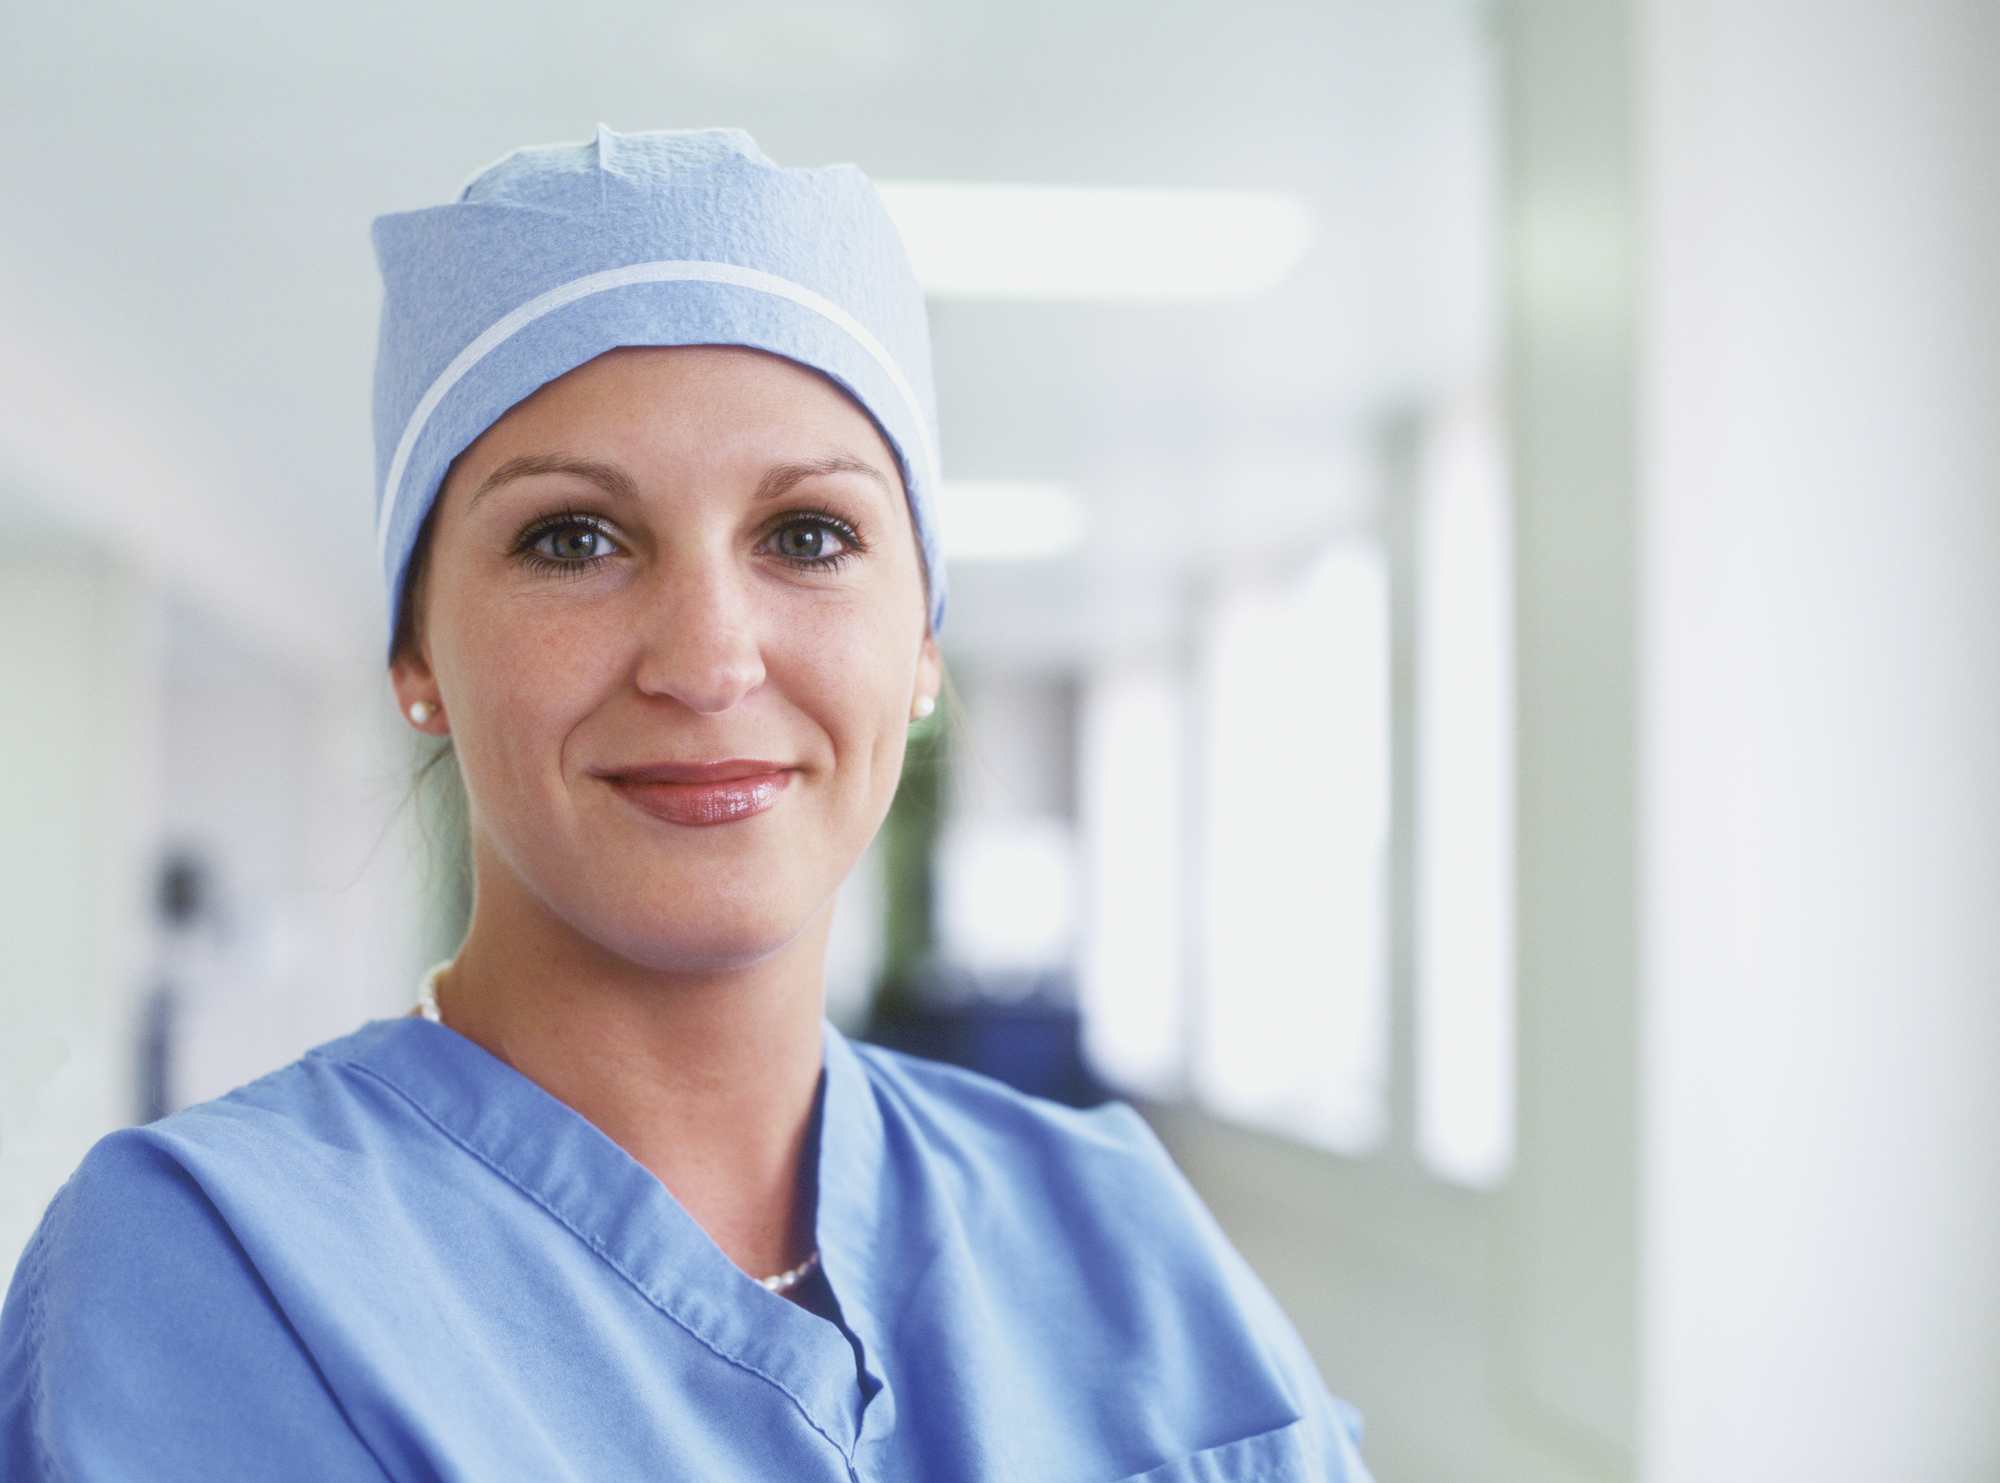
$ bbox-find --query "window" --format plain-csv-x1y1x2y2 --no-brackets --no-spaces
1077,397,1514,1186
1193,545,1391,1154
1415,392,1515,1187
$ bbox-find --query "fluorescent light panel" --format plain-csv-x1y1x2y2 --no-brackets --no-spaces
876,182,1314,302
937,480,1085,562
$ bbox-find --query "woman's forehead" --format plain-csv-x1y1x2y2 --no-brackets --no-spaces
458,346,906,489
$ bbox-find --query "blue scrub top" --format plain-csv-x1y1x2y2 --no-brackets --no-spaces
1,1019,1371,1481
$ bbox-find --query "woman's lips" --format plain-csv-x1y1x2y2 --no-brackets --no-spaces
602,761,795,828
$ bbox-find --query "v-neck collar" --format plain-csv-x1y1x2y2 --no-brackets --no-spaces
327,1017,883,1459
815,1027,907,1446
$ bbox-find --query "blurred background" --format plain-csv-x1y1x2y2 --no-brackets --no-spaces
2,0,1997,1478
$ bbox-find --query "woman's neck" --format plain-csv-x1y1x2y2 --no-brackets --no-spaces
434,870,830,1285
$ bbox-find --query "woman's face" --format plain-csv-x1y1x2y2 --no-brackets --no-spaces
392,345,940,975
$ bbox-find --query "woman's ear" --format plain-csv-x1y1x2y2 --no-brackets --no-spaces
390,652,448,735
911,635,943,722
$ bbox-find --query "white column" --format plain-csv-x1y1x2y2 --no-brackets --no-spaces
1641,1,2000,1475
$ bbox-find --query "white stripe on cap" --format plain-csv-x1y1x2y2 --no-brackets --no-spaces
375,259,939,566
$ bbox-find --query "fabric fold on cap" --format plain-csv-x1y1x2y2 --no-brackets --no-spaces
371,125,945,645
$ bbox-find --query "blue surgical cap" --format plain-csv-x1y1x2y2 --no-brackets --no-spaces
371,126,945,645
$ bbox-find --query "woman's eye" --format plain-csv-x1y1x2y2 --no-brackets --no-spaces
528,521,617,563
767,519,855,564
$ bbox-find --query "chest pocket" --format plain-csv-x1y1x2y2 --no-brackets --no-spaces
1109,1420,1347,1483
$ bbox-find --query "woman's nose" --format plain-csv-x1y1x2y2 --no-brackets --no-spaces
630,558,767,715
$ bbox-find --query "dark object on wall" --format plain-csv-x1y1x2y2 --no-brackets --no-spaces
140,850,210,1124
136,983,177,1124
866,984,1112,1110
159,853,207,928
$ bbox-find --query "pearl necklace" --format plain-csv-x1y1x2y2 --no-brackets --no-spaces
414,961,820,1293
757,1250,821,1293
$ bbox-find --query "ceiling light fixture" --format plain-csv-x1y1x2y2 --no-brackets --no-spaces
937,480,1086,562
874,182,1314,302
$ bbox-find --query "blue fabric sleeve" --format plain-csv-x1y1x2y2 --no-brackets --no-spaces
0,1131,392,1481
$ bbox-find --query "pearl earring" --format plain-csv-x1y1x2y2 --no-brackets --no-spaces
408,701,437,725
911,695,936,722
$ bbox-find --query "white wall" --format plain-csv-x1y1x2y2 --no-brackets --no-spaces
1641,0,2000,1475
0,540,421,1282
154,606,421,1113
0,544,159,1275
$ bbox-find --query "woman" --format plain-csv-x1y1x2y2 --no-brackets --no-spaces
1,127,1371,1481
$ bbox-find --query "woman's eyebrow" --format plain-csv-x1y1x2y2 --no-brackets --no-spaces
468,455,638,511
756,456,894,502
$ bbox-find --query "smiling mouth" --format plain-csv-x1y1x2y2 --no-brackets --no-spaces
601,760,796,828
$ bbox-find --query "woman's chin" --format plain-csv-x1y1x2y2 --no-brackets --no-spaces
577,898,824,982
485,812,850,983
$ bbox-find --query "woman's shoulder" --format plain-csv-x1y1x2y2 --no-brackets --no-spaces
838,1032,1197,1215
839,1029,1267,1264
28,1019,448,1267
1,1026,426,1480
828,1033,1373,1480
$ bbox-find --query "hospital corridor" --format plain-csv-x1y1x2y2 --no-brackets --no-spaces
2,0,1997,1478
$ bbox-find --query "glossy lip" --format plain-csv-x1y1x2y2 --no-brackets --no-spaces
597,759,797,829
